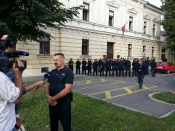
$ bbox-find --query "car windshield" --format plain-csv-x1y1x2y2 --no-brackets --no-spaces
160,62,166,66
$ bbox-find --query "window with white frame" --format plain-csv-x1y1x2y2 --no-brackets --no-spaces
40,37,50,54
143,46,146,57
82,39,89,55
152,24,156,36
143,22,147,34
128,44,132,57
129,16,133,31
152,47,154,57
109,10,114,26
83,2,89,21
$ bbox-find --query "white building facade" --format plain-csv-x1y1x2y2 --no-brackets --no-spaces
17,0,162,77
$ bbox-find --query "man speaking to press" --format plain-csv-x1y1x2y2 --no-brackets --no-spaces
0,62,23,131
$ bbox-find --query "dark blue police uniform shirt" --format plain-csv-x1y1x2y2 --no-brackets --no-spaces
48,66,74,98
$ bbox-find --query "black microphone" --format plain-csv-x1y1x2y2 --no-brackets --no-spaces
17,50,29,56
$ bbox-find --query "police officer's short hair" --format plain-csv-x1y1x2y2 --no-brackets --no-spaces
54,53,65,58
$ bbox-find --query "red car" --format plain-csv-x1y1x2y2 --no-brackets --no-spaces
156,62,175,74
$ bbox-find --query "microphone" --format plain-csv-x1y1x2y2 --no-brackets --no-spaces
43,71,51,80
17,50,29,56
36,71,50,90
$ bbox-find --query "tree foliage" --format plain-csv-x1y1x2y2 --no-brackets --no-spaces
0,0,82,42
161,0,175,50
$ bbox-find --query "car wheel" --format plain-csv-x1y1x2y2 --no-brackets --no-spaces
166,70,170,74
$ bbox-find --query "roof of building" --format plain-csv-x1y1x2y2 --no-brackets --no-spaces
146,2,162,11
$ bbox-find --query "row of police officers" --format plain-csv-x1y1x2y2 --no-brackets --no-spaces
68,57,157,77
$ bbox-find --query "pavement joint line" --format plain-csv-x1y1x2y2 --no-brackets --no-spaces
103,86,157,100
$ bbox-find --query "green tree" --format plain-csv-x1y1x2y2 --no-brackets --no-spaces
0,0,82,42
161,0,175,50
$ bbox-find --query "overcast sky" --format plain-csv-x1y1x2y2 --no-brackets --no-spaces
146,0,162,8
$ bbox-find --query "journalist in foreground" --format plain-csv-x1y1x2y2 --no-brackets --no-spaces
0,63,23,131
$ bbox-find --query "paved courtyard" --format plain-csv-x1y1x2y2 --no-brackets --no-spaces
72,73,175,118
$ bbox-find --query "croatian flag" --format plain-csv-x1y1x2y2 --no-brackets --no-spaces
122,22,127,35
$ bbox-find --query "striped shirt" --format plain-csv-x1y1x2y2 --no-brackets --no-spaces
0,71,20,131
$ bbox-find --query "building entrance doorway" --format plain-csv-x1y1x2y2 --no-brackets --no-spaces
107,42,114,59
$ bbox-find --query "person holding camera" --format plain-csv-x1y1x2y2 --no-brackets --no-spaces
45,53,74,131
0,62,23,131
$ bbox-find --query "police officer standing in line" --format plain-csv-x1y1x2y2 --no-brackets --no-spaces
125,58,131,77
105,59,111,76
100,59,105,76
76,59,81,74
45,53,74,131
115,59,120,77
93,59,98,76
137,59,146,89
132,58,138,77
119,58,125,77
98,58,102,71
87,59,92,75
111,59,116,76
68,58,74,73
82,58,87,75
150,59,157,77
145,57,150,75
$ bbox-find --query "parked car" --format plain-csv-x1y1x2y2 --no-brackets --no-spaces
155,62,175,74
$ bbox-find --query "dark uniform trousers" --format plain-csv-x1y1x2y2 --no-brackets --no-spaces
132,68,137,77
105,68,111,76
100,67,104,76
111,67,115,76
151,68,155,77
115,67,119,77
49,96,71,131
87,67,92,75
82,66,86,74
69,66,73,72
93,67,98,76
125,68,131,77
76,67,80,74
119,68,124,77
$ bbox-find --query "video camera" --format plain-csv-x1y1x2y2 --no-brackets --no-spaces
0,35,28,73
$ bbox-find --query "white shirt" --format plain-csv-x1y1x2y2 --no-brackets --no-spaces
0,72,20,131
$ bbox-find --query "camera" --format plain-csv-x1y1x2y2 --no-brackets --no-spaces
0,35,28,73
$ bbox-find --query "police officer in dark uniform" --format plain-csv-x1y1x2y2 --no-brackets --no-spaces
125,58,131,77
82,58,87,75
93,59,98,76
76,59,81,74
68,58,74,73
150,59,157,77
100,59,105,76
145,57,150,75
111,59,116,76
115,59,120,77
105,59,111,76
119,59,124,77
98,58,102,70
87,59,92,75
132,58,138,77
137,59,146,89
45,53,74,131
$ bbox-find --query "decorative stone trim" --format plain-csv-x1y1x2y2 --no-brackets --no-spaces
36,54,53,58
